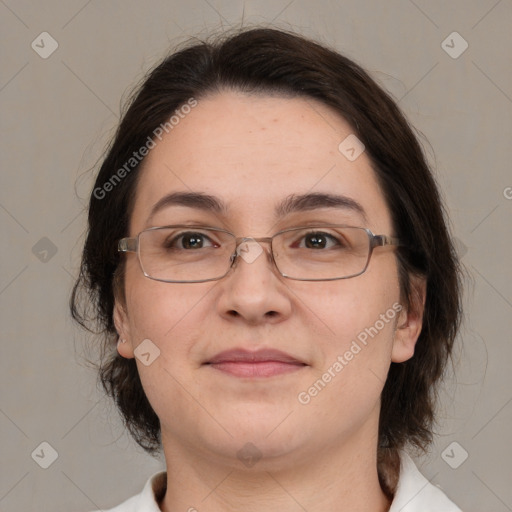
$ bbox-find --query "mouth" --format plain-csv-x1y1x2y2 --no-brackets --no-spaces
204,348,307,378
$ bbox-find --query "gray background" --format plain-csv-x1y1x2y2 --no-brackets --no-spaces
1,1,511,511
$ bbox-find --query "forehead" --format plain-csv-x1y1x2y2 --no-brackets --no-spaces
130,91,391,233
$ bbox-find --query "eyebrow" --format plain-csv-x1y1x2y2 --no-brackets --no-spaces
146,191,367,224
276,192,367,222
147,192,228,225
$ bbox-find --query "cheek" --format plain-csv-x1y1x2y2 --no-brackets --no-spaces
293,255,401,344
125,264,202,334
294,259,401,405
123,278,214,416
123,273,212,371
297,281,401,433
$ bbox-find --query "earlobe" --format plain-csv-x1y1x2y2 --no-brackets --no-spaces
391,277,426,363
113,301,135,359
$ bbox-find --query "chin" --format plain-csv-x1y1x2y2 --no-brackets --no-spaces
221,414,308,452
205,431,307,471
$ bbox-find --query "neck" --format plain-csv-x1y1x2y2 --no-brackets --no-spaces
159,419,392,512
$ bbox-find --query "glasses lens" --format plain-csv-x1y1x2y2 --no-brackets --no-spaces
273,226,371,280
138,227,235,282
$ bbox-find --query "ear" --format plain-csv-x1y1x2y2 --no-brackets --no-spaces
391,276,427,363
113,300,135,359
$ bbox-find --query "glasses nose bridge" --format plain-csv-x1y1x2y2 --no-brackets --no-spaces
235,235,274,246
230,235,276,267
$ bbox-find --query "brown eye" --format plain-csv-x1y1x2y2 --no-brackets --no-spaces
180,233,208,249
299,232,341,250
305,233,328,249
165,232,216,250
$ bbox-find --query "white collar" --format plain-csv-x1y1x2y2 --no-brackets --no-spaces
389,451,462,511
104,451,462,511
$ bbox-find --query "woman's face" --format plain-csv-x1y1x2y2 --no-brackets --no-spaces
115,91,422,468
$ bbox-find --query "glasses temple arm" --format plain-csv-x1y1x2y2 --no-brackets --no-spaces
118,237,138,253
373,234,403,247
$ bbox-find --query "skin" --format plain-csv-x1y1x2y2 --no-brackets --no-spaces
114,91,425,512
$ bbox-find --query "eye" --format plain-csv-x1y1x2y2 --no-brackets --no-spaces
297,231,342,250
166,231,218,250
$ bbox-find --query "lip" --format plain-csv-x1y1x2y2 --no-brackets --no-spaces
205,348,307,378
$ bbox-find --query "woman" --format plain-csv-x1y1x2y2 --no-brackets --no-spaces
72,27,463,511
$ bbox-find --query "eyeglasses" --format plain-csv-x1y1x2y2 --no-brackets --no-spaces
118,224,402,283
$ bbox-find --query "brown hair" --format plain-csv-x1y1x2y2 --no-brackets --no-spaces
71,26,462,498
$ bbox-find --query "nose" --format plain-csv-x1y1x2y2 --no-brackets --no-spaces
215,238,292,325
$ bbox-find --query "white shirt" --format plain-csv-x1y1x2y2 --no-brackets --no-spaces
95,452,462,512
